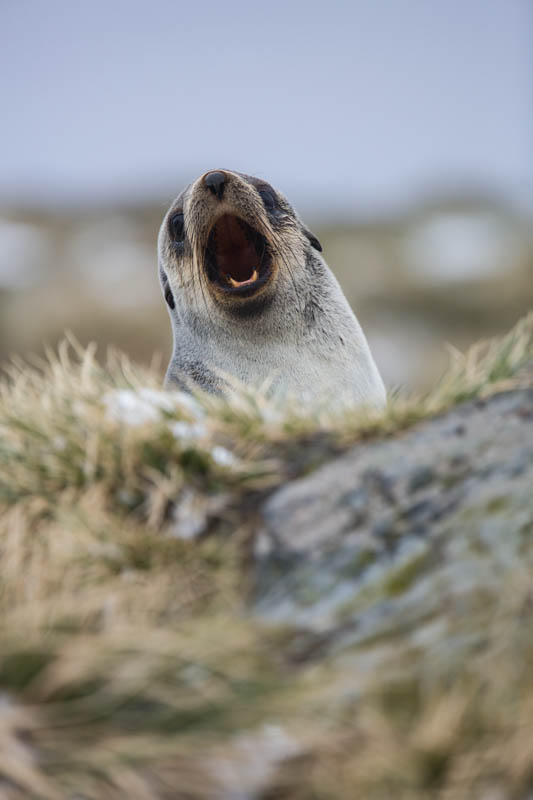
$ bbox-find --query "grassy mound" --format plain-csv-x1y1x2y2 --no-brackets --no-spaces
0,314,532,799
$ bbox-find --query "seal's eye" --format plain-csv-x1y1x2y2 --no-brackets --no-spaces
258,189,276,212
169,212,185,242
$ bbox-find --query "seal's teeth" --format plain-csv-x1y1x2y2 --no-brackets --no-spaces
226,269,259,288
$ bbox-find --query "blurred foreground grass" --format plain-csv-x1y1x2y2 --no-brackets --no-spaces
0,314,532,799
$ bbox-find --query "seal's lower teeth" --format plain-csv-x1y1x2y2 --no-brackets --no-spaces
227,269,259,287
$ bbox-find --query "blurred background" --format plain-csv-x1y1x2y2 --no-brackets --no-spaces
1,0,532,389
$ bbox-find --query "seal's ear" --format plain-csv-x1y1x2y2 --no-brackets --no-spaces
303,227,322,253
160,269,175,310
165,285,175,310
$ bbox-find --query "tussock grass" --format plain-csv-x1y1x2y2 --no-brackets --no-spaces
0,314,532,799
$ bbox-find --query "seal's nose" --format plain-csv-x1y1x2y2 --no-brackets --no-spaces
204,170,226,200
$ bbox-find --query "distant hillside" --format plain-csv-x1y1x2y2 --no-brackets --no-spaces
1,194,532,389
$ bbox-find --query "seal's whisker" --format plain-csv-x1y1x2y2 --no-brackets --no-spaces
192,228,211,318
276,234,304,318
190,242,203,314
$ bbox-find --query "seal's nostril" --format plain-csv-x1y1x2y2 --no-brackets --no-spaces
204,171,226,200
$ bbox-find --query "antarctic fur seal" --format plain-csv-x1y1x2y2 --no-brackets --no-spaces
158,169,386,408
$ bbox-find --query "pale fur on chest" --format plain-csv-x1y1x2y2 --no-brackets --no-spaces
168,292,386,408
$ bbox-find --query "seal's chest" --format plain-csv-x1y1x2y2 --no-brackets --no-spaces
211,334,359,399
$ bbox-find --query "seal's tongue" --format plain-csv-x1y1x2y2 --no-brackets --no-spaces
213,215,259,285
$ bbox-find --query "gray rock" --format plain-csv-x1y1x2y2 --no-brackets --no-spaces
253,390,533,667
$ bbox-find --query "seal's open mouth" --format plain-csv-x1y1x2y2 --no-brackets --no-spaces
204,214,271,296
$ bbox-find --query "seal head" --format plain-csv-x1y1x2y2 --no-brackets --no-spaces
158,169,386,408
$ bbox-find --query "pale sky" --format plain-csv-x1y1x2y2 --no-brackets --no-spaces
1,0,531,214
